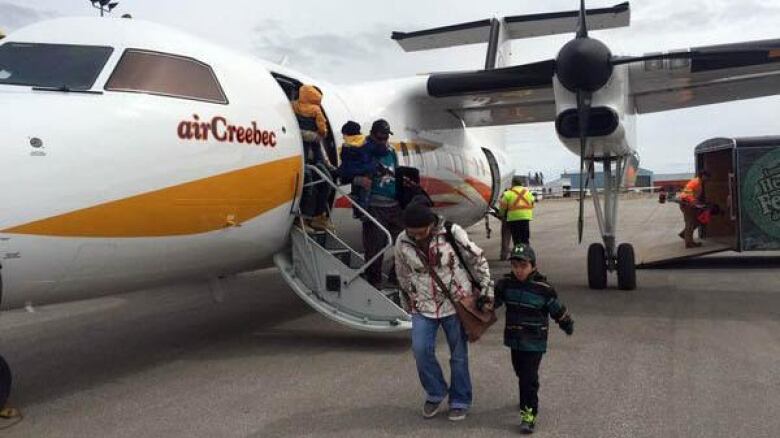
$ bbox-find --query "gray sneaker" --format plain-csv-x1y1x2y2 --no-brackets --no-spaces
448,407,468,421
422,401,443,419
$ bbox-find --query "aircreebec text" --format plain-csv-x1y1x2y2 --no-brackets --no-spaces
177,114,277,147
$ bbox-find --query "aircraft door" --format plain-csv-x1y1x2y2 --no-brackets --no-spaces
482,147,502,206
697,148,738,247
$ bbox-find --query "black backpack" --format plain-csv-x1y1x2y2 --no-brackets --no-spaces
396,166,433,209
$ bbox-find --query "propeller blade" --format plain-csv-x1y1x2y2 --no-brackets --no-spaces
576,89,592,243
576,0,588,39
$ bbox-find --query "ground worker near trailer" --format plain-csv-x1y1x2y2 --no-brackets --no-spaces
678,170,709,248
498,185,536,246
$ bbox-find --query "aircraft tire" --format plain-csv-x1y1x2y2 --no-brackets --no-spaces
617,243,637,290
587,243,607,289
0,354,10,410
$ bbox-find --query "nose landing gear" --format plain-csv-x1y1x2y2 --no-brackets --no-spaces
586,242,637,290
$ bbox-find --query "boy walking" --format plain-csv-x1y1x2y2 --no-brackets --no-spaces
494,243,574,434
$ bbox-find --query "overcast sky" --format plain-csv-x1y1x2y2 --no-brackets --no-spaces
3,0,780,179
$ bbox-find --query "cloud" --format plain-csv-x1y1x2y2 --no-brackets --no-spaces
0,2,57,33
251,19,398,82
632,0,780,34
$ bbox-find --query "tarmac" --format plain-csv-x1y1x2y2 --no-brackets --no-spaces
1,196,779,437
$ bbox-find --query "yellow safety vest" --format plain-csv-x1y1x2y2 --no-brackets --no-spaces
499,186,535,221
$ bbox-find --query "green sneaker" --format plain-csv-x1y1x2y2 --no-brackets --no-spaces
520,407,536,434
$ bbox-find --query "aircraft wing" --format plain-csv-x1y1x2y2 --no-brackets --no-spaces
628,38,780,113
392,3,629,52
415,38,780,129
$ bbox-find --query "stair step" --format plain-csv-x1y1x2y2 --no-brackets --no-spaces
380,288,402,306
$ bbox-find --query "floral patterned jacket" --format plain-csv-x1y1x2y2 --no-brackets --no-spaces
394,217,493,319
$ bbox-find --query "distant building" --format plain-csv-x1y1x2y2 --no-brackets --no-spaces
544,177,572,197
561,167,654,190
654,172,694,193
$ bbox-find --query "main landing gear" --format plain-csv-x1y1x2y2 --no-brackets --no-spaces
587,242,636,290
584,155,637,290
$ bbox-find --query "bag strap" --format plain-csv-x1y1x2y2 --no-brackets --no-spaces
411,244,458,306
443,221,480,289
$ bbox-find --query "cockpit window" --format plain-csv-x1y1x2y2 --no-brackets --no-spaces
105,49,227,104
0,42,113,90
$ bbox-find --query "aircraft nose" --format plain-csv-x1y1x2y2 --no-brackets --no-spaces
0,93,73,229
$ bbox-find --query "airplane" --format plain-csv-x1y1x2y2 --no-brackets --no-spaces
3,0,780,411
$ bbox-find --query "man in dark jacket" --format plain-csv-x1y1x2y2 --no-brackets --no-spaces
362,119,403,287
494,243,574,434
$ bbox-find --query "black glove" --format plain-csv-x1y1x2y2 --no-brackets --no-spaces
558,315,574,336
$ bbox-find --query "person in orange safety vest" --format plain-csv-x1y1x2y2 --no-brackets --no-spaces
678,170,710,248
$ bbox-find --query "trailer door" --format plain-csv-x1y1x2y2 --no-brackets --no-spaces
736,144,780,251
698,148,738,248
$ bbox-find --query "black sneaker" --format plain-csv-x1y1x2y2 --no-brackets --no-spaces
422,400,443,419
448,407,468,421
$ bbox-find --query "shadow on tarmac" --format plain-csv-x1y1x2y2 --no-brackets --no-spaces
253,403,525,437
3,272,313,406
639,256,780,270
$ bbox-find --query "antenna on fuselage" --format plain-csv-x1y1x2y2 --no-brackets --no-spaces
89,0,120,17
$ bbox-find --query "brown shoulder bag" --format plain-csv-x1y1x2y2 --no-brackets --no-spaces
413,230,496,342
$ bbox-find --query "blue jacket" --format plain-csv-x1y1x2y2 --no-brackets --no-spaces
338,134,374,183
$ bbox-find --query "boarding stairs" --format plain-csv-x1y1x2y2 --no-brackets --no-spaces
273,165,411,332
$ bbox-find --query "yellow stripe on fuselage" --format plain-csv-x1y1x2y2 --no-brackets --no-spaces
2,156,302,237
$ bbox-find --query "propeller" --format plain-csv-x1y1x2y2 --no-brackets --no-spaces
576,0,588,39
572,0,585,242
576,89,591,243
573,0,592,244
432,1,780,244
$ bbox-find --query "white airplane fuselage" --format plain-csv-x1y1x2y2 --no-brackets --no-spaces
0,18,511,310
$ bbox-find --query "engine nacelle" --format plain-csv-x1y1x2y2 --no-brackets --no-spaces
552,66,637,158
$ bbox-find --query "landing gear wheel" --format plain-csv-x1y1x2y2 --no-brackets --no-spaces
616,243,637,290
587,243,607,289
0,354,10,410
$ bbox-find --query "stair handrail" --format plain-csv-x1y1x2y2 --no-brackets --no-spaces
302,164,394,286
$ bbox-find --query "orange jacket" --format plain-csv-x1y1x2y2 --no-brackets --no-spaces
679,177,701,203
292,85,328,138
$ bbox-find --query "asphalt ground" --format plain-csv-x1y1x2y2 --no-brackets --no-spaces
1,196,779,437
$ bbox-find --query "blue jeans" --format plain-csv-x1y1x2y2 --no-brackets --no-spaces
411,313,472,409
